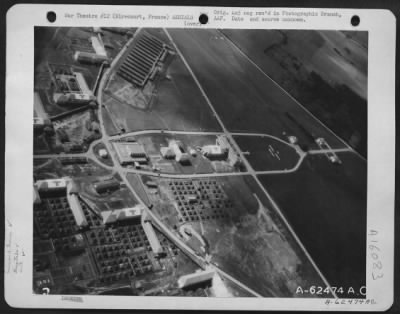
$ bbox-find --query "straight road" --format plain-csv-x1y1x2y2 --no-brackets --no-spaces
165,28,337,298
94,28,262,297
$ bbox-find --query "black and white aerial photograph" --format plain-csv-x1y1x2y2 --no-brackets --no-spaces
32,27,368,298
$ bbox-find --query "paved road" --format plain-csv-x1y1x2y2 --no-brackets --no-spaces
165,28,338,298
32,27,360,298
218,29,366,163
87,29,263,297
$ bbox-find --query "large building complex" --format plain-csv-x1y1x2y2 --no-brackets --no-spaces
34,178,88,228
49,64,95,105
160,140,190,164
116,32,171,88
74,35,110,65
112,141,148,166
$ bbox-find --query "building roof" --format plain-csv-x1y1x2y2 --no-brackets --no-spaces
98,148,108,158
177,269,215,289
112,142,147,164
33,185,41,204
35,178,67,191
67,193,88,227
74,51,109,63
93,179,120,193
142,220,163,255
160,146,175,158
169,140,190,162
67,180,80,194
201,145,225,157
101,205,144,224
66,180,87,227
34,92,49,120
73,72,92,95
169,140,184,152
216,135,231,149
91,36,108,57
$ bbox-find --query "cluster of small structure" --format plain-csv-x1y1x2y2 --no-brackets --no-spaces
49,63,96,106
112,141,148,166
85,224,155,284
116,32,171,87
33,177,214,294
159,135,242,168
168,179,233,224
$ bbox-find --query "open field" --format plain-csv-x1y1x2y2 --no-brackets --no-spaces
258,152,367,297
129,133,237,174
135,174,326,297
221,29,368,157
168,29,349,151
234,135,300,171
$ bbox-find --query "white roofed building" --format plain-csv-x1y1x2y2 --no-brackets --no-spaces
100,205,144,225
177,269,215,289
91,36,107,57
33,185,41,204
112,142,148,165
35,178,67,192
142,212,163,255
169,140,190,164
201,145,227,159
52,71,95,105
73,35,109,65
160,146,176,159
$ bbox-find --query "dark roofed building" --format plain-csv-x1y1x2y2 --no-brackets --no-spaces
93,178,120,194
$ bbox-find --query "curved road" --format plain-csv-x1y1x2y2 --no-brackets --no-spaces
32,27,358,298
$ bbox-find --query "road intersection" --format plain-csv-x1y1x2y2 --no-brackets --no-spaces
32,27,360,297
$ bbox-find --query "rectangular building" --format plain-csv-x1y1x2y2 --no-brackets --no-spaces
74,51,109,64
49,64,95,105
169,140,190,164
35,178,67,193
66,193,88,228
90,35,108,57
101,205,144,225
34,92,49,128
201,145,227,159
93,179,120,194
66,181,88,228
112,142,148,165
177,269,215,289
142,216,163,255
